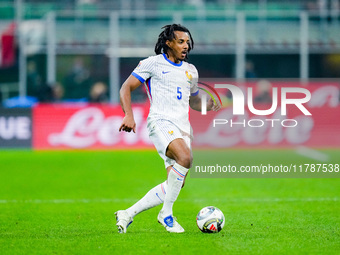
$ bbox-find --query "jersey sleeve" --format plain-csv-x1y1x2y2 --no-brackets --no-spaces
189,64,199,96
131,56,155,83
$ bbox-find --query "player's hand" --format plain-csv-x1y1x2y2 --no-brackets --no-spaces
207,97,221,112
119,115,136,133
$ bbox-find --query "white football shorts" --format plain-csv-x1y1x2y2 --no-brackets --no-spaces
147,119,192,168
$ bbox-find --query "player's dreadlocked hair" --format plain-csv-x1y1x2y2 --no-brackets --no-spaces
155,24,194,60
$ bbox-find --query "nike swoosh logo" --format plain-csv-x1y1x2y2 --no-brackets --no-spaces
155,193,163,202
177,178,183,181
162,71,170,74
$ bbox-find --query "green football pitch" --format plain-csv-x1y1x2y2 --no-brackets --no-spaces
0,149,339,254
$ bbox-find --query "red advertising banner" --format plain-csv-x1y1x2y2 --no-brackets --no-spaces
33,104,153,150
32,81,340,150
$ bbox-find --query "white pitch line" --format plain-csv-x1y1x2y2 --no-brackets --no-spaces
296,146,330,162
0,197,338,204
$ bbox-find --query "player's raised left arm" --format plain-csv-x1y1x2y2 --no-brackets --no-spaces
189,94,221,112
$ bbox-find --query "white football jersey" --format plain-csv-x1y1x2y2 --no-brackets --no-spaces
131,53,199,134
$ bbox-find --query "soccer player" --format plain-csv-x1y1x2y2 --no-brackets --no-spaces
115,24,220,233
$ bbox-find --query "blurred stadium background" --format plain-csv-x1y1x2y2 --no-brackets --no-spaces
0,0,339,149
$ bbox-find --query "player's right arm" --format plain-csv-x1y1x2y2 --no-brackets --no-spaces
119,75,142,133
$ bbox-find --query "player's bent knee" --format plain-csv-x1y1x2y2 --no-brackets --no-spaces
177,153,192,169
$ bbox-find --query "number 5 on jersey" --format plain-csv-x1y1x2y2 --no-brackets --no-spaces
177,87,182,100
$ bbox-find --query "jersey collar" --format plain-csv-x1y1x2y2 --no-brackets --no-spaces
162,53,183,67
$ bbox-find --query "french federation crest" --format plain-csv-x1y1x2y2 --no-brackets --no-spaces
185,70,192,84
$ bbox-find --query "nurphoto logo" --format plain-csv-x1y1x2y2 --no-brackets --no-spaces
198,82,312,128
